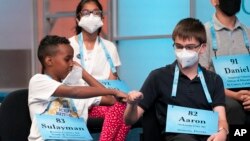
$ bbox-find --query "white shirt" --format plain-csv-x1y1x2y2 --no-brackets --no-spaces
28,74,101,141
69,36,121,80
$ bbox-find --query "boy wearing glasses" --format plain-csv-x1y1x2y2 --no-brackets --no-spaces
124,18,228,141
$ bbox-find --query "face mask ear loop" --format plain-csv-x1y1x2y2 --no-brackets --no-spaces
197,45,202,54
197,43,204,54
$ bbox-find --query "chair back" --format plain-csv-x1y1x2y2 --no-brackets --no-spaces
0,89,31,141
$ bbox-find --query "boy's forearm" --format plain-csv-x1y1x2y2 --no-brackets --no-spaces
79,87,117,97
58,86,117,99
218,119,229,134
100,95,116,106
124,103,140,125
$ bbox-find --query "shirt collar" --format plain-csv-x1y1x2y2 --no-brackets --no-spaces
212,13,242,31
170,60,202,81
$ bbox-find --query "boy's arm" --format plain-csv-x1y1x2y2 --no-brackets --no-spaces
81,68,105,88
207,106,228,141
214,106,228,133
82,68,125,105
225,89,249,102
72,61,105,88
124,91,144,125
74,62,117,105
103,67,120,104
53,85,127,100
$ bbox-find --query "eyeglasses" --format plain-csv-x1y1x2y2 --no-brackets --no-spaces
80,9,102,17
173,43,201,51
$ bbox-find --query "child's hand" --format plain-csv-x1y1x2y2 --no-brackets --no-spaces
73,61,82,68
127,91,143,105
114,90,128,103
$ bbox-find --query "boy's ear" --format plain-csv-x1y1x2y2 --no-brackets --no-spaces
200,43,207,54
45,56,53,66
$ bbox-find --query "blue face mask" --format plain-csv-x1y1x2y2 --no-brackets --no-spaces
219,0,241,16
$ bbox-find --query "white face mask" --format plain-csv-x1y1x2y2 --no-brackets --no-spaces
62,65,82,85
78,14,103,34
175,48,199,68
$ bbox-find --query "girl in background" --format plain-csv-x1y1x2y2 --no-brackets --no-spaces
68,0,131,140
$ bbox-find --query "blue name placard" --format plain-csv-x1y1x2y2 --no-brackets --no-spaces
166,105,218,135
99,80,130,93
35,114,92,141
212,54,250,88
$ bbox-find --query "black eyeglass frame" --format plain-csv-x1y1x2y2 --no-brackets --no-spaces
173,43,202,50
80,9,103,17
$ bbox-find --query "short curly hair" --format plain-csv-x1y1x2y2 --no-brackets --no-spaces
37,35,70,73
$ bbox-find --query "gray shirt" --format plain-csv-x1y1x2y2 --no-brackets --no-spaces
199,14,250,72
